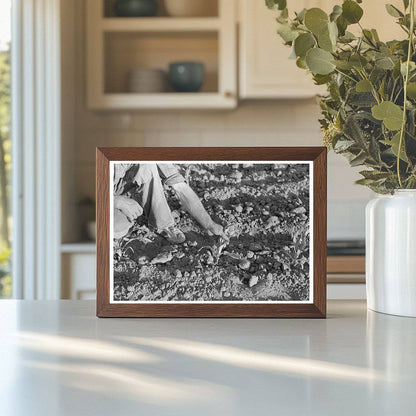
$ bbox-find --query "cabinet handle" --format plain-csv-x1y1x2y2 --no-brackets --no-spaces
225,91,234,98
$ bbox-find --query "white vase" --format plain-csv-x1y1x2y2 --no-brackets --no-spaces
366,190,416,317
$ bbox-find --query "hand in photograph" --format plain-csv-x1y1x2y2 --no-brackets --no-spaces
114,195,143,222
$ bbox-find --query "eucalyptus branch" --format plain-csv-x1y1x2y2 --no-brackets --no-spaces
390,79,398,101
358,69,381,104
393,85,404,103
267,0,416,193
397,0,415,187
334,68,357,83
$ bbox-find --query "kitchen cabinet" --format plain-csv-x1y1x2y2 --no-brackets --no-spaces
238,0,404,99
61,244,96,300
86,0,237,109
239,0,324,99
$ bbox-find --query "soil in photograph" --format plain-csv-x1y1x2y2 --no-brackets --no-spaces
113,163,310,302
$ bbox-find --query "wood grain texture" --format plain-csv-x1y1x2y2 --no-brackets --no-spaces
96,147,327,318
327,256,365,274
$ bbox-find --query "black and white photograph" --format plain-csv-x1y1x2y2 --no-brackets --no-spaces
110,161,313,303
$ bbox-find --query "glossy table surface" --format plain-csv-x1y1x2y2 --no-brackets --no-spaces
0,300,415,416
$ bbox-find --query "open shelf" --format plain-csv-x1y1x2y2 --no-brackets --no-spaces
103,0,219,18
101,17,221,32
104,31,219,94
86,0,237,109
90,92,235,109
61,242,96,254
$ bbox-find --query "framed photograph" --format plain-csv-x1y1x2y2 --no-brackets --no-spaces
96,147,327,318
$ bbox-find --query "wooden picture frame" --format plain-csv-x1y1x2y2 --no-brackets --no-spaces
97,147,327,318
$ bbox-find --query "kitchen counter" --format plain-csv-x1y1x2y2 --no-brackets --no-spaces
0,300,415,415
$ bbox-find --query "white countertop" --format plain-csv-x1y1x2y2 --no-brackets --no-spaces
0,300,415,415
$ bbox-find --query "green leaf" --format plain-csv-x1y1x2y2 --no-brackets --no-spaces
294,33,315,57
342,0,364,24
280,8,289,19
407,82,416,99
371,29,380,42
277,23,299,42
403,0,410,9
382,132,409,162
350,152,368,167
328,21,338,45
350,53,368,69
266,0,287,11
333,59,353,70
360,170,391,180
401,61,416,76
336,15,348,36
334,139,355,151
375,56,395,70
296,57,307,69
362,29,375,44
306,48,335,75
344,113,368,147
313,74,332,85
295,8,307,22
369,136,381,162
356,79,372,92
339,31,356,42
349,92,376,107
372,101,404,130
378,78,386,99
330,5,343,22
385,4,403,18
355,178,377,185
304,8,329,35
371,67,386,85
393,60,402,78
318,31,333,52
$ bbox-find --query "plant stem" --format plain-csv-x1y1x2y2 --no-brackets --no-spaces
358,69,380,104
397,0,415,188
334,68,357,83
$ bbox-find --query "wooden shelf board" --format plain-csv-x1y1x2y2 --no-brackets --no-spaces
89,92,236,109
101,17,221,32
327,274,366,283
327,255,365,274
61,242,96,253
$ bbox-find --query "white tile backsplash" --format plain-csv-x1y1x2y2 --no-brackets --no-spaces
73,100,371,240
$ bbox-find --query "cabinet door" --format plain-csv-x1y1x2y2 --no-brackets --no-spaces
239,0,405,99
239,0,320,99
62,253,96,300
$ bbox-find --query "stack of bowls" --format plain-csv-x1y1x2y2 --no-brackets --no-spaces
127,68,167,93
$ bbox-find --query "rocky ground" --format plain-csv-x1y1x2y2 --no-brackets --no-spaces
113,163,310,302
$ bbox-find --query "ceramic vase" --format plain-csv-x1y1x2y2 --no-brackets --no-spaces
366,190,416,317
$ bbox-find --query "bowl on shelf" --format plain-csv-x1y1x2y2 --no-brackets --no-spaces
168,62,205,92
164,0,217,17
127,68,167,93
114,0,158,17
